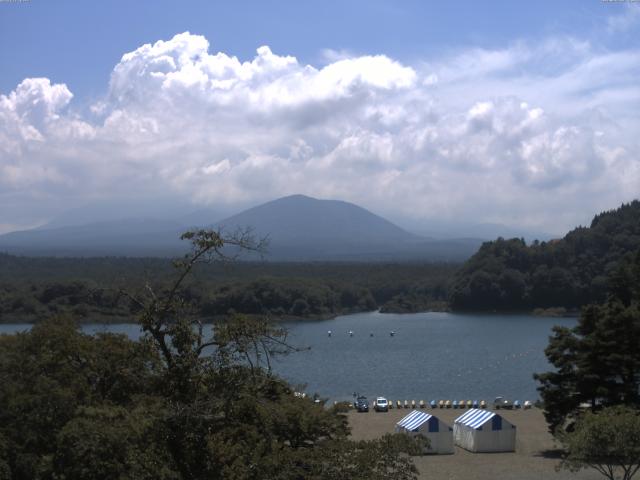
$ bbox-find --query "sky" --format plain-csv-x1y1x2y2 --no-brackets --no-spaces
1,0,639,236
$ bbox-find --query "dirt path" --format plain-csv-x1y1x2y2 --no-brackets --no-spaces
347,407,601,480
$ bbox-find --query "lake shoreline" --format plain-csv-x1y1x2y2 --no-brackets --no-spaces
0,305,581,325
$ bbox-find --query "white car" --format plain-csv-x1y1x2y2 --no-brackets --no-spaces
374,397,389,412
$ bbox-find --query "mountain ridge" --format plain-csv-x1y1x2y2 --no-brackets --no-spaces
0,194,480,261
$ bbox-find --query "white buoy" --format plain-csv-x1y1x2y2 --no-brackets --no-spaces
328,330,332,337
390,331,395,337
348,330,354,337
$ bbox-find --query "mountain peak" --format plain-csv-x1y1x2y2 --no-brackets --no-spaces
216,194,416,243
0,194,481,261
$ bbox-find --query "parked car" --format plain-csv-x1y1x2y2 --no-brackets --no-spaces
374,397,389,412
494,396,513,409
354,395,369,412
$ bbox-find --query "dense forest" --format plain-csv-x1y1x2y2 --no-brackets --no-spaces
450,201,640,312
0,256,456,323
3,201,639,321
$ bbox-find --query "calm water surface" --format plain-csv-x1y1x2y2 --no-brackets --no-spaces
0,311,575,402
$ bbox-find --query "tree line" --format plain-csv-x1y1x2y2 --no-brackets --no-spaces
450,201,640,311
0,256,456,323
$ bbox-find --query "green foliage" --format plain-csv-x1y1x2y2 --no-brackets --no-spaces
0,317,157,479
535,249,640,434
54,405,177,480
0,255,456,323
450,201,640,311
306,434,426,480
558,406,640,480
0,230,423,479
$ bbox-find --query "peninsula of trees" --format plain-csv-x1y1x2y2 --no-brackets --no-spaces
450,201,640,312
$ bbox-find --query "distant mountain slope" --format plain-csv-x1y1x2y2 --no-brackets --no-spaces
0,219,185,257
409,220,555,243
214,194,479,261
0,194,481,261
449,200,640,311
215,194,418,244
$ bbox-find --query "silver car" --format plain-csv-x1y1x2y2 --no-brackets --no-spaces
374,397,389,412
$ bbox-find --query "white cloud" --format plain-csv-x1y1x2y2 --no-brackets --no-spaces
0,31,639,234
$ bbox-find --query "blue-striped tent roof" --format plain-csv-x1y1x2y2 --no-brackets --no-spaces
397,410,432,431
455,409,497,429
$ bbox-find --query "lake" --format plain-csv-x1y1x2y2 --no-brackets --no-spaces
0,311,575,403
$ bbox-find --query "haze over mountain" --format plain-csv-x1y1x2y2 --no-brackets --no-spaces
215,194,419,245
405,220,556,243
0,194,488,260
0,219,186,257
211,194,484,261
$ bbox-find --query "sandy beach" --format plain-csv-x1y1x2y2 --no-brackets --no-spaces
347,406,602,480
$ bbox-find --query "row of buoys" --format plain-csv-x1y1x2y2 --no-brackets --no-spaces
328,330,396,337
378,399,486,410
337,398,533,410
380,399,533,410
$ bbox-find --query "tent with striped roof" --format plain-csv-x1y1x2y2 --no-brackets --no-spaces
395,410,454,454
453,408,516,452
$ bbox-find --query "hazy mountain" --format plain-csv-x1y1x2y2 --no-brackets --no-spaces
38,198,229,231
0,194,482,260
213,195,480,261
0,219,186,257
399,219,555,243
216,194,418,243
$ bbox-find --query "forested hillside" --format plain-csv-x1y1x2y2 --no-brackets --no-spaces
450,201,640,311
0,256,455,322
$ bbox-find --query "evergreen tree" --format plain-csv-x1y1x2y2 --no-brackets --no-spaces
534,250,640,433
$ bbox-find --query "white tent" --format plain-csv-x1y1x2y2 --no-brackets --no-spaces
395,410,454,454
453,408,516,452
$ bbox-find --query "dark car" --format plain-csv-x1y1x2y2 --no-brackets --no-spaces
494,396,513,410
354,395,369,412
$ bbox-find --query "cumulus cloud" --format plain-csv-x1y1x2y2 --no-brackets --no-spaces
0,31,639,234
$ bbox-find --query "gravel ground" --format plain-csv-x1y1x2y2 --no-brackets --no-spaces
347,406,602,480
